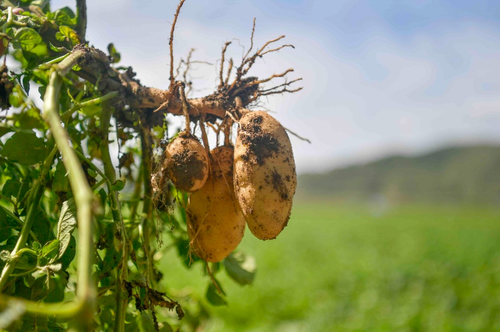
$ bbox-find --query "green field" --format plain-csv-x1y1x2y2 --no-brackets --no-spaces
160,202,500,331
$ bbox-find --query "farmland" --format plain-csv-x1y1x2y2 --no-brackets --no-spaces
160,201,500,331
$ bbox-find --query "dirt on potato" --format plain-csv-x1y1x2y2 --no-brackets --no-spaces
165,132,209,192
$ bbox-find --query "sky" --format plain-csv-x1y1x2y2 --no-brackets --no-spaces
49,0,500,174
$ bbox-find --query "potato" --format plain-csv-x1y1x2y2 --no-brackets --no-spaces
187,146,246,262
164,131,209,192
234,111,297,240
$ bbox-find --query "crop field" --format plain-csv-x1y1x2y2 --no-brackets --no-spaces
160,202,500,332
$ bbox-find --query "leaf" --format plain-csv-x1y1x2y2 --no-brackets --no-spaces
58,235,75,270
53,160,69,192
205,283,227,306
44,272,67,303
159,324,173,332
0,208,12,243
137,312,156,332
79,104,101,117
54,7,77,27
32,209,51,245
21,74,31,94
0,126,12,138
107,43,121,64
58,26,80,46
0,131,47,165
12,107,45,130
41,239,60,261
224,251,257,286
2,178,21,198
56,199,76,259
111,178,126,191
14,27,42,52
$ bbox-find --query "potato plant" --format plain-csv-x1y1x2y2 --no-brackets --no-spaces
0,0,302,331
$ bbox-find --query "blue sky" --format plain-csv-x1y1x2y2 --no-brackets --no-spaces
50,0,500,173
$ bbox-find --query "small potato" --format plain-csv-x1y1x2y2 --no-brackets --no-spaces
164,132,209,192
187,146,246,262
234,111,297,240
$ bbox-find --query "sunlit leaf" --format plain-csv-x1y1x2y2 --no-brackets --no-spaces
56,199,76,259
41,239,60,261
14,27,42,52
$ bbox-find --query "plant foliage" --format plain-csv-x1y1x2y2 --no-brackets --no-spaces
0,0,301,331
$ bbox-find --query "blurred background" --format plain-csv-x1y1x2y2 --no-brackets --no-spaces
52,0,500,331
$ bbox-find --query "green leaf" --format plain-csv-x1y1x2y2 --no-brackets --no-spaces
54,7,77,27
31,241,42,253
56,199,76,259
87,167,97,178
111,178,126,191
57,235,75,270
0,126,12,138
58,26,80,46
32,209,51,245
79,104,101,117
41,239,60,261
30,276,50,301
12,107,45,130
159,324,173,332
53,160,69,192
21,74,31,95
0,131,47,165
205,282,227,306
0,250,11,263
2,178,21,198
0,208,12,243
107,43,121,64
44,272,67,303
224,251,257,286
14,27,42,52
137,312,156,332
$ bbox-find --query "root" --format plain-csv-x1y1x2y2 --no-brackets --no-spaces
169,0,187,89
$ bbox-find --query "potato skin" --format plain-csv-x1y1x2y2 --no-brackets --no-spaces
164,132,209,192
187,146,246,262
234,111,297,240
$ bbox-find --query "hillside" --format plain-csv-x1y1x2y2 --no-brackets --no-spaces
298,145,500,205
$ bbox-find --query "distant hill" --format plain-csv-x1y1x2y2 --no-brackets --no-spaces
298,145,500,205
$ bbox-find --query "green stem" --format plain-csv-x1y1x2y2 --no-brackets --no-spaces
60,91,119,121
139,126,154,285
100,101,116,184
0,41,100,329
37,53,70,69
128,162,143,225
98,101,129,332
0,146,57,291
42,52,96,330
1,7,13,32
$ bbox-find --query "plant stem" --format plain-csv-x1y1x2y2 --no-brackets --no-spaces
0,146,57,291
43,69,96,330
76,0,87,42
60,91,119,121
98,101,130,332
139,125,154,285
42,51,96,330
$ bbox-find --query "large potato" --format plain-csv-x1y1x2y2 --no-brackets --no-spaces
164,131,209,192
187,146,246,262
234,111,297,240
